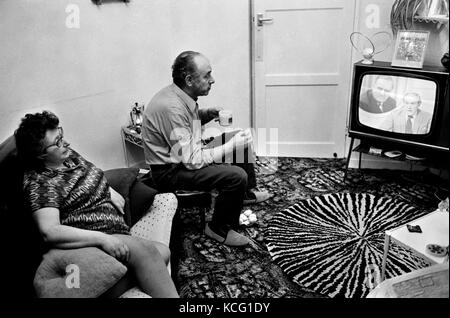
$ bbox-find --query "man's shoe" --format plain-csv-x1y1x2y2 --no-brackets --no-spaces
243,191,271,205
205,223,250,247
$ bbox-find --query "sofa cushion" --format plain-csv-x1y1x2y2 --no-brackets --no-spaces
129,180,159,226
104,168,139,226
104,168,159,227
104,168,139,198
33,247,127,298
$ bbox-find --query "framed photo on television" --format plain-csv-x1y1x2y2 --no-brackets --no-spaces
391,30,430,69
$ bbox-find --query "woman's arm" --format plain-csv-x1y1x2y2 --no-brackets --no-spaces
32,207,129,262
33,207,105,249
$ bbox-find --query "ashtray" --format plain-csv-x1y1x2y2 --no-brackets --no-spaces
384,150,403,158
426,244,448,257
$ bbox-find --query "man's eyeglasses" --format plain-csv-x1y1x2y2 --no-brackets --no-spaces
42,127,64,152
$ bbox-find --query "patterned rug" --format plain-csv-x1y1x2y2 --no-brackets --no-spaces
172,157,446,298
266,192,432,298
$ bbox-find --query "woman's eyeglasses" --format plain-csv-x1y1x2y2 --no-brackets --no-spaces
42,127,64,152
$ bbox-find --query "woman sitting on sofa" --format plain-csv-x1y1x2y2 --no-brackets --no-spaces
15,111,179,298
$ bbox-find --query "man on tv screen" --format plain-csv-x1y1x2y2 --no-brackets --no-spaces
360,75,397,113
381,92,431,134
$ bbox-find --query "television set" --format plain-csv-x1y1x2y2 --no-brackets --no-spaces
348,60,449,159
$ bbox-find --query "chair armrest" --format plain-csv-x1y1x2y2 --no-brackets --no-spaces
130,193,178,246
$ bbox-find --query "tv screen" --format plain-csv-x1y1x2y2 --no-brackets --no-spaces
349,61,449,155
358,74,437,135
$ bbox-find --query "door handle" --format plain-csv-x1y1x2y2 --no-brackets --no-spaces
257,13,273,27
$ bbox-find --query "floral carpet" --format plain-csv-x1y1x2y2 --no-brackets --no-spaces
171,157,445,298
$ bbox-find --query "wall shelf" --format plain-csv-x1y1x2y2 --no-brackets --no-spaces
342,136,447,183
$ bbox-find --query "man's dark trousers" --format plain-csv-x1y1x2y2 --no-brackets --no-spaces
149,163,250,236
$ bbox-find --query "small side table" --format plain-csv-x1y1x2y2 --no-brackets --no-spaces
121,126,146,168
381,209,449,281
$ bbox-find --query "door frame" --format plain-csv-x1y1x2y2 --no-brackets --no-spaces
250,0,256,129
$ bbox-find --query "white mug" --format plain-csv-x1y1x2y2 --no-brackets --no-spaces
219,110,233,126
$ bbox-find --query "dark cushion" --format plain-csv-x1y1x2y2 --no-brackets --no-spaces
103,168,139,227
129,180,159,226
103,168,159,227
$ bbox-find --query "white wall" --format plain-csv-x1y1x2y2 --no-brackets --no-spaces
167,0,251,134
0,0,250,169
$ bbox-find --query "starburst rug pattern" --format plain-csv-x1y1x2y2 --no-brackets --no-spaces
266,192,433,298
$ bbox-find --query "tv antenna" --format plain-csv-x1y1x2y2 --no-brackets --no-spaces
350,31,392,64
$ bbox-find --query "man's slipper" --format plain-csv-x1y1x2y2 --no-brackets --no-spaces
243,191,271,205
205,223,250,247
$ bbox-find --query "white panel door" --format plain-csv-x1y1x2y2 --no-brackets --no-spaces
252,0,356,157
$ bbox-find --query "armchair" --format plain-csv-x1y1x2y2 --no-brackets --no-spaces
0,135,177,298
